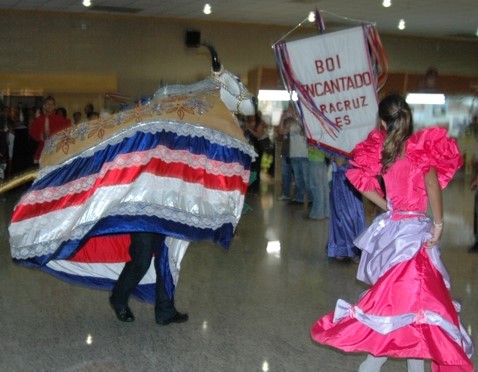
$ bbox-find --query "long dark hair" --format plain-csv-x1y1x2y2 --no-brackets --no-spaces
379,94,414,173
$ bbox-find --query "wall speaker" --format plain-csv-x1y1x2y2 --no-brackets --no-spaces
185,30,201,47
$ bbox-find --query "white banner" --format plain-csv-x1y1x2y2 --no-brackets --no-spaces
282,26,379,156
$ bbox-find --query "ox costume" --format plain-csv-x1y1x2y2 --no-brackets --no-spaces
311,127,474,371
8,75,256,309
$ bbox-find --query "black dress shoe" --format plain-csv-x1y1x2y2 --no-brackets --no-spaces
113,306,135,322
156,312,188,326
109,297,135,322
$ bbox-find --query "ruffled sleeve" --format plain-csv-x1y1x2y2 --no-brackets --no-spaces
407,127,463,189
346,129,385,195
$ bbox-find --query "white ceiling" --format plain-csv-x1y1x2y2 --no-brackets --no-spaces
0,0,477,40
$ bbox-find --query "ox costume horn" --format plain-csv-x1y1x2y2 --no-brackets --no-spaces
8,46,256,305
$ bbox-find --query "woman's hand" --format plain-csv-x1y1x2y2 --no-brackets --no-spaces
426,223,443,248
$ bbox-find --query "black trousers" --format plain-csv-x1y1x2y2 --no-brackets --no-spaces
111,232,176,320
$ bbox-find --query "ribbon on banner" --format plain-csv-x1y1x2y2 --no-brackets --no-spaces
275,24,388,157
315,9,325,34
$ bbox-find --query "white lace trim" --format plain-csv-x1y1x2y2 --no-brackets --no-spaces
11,201,239,260
22,144,250,205
39,120,255,180
333,298,474,358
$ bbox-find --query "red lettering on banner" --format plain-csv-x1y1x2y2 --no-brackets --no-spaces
361,96,368,107
315,55,341,74
334,115,352,128
318,96,368,115
301,72,372,98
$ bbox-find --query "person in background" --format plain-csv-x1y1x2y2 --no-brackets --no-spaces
10,107,31,175
26,106,42,161
307,146,329,220
469,171,478,253
0,153,5,180
288,112,310,204
5,119,15,177
245,110,266,194
72,111,82,125
0,106,8,176
325,156,365,262
29,96,71,164
84,102,95,120
276,103,294,201
468,115,478,138
55,107,68,120
468,124,478,253
4,106,30,177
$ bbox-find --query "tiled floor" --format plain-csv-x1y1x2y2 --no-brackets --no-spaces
0,171,477,371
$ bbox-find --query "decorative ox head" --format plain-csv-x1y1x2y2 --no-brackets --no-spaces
202,43,255,117
210,67,255,117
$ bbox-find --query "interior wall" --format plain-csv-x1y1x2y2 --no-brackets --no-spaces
0,10,477,101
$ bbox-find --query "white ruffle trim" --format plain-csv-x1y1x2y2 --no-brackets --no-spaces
333,298,474,358
40,119,256,179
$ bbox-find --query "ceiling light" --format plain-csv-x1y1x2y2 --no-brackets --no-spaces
308,11,315,23
406,93,445,105
203,4,211,15
382,0,392,8
398,19,406,30
82,0,92,7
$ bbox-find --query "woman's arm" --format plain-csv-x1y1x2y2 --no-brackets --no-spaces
361,190,387,211
424,167,443,247
277,112,288,136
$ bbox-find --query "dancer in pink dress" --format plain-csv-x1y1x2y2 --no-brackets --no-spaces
311,94,473,371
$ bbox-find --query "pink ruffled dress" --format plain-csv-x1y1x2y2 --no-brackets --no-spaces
310,127,474,371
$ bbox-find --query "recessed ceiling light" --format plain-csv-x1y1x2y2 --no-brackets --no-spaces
82,0,92,7
398,19,406,30
203,4,211,15
308,11,315,23
382,0,392,8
